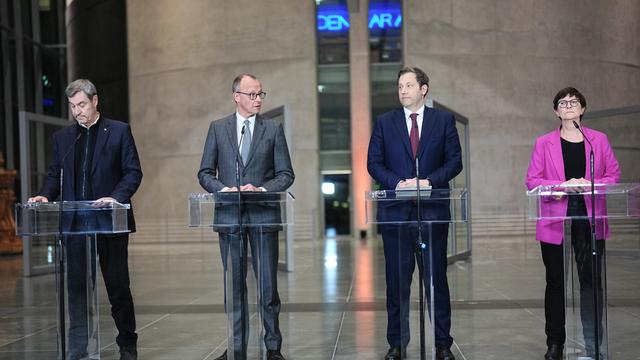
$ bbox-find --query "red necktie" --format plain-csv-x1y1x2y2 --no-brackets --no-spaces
409,113,419,159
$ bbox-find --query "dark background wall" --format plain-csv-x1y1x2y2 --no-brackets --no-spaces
66,0,129,122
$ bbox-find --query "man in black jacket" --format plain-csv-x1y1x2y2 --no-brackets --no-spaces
29,79,142,360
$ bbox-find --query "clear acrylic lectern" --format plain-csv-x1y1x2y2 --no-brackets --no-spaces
16,200,131,360
365,188,468,360
189,191,294,360
528,183,640,359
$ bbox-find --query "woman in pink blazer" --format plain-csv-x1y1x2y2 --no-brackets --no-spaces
525,87,620,360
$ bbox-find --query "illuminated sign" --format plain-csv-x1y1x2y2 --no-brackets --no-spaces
317,5,402,32
318,11,350,31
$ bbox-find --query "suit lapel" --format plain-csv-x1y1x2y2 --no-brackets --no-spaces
392,108,413,159
225,114,239,156
91,119,110,175
64,126,78,193
549,127,565,180
245,115,265,167
417,106,436,160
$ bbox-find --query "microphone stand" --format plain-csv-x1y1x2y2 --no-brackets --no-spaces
56,132,80,359
235,125,248,357
415,156,427,360
57,167,66,359
573,121,600,359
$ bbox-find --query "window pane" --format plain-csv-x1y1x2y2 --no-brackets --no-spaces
369,0,402,63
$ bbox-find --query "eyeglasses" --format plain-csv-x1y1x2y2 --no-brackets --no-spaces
236,91,267,100
557,99,581,108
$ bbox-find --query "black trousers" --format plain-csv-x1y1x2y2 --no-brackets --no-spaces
66,233,137,353
540,219,604,352
219,228,281,359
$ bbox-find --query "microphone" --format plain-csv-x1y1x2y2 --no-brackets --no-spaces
58,132,82,223
236,125,246,188
55,130,82,359
572,120,595,192
236,125,247,194
61,133,82,165
59,132,82,200
238,125,246,164
573,116,601,359
572,121,594,150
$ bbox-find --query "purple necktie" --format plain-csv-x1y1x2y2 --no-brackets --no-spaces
409,113,419,159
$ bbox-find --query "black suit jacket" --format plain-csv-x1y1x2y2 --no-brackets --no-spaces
39,117,143,232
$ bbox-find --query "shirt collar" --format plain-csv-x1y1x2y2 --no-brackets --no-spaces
236,112,256,125
77,113,101,129
403,105,425,120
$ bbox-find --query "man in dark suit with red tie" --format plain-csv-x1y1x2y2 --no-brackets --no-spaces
367,67,462,360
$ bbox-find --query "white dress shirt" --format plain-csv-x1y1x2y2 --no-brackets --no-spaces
403,105,424,138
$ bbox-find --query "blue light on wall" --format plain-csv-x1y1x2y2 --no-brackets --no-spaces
317,3,402,32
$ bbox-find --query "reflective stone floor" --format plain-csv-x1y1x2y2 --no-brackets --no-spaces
1,233,639,359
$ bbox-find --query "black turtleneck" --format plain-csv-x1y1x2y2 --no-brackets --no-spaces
74,117,101,200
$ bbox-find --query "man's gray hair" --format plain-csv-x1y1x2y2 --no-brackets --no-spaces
231,73,258,92
65,79,98,99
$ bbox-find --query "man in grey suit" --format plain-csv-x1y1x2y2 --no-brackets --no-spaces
198,74,294,360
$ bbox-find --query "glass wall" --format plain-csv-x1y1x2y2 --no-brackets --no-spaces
434,102,472,262
317,0,352,236
370,0,403,130
0,0,67,172
1,0,67,271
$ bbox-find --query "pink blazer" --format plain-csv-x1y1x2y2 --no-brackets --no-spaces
525,127,621,244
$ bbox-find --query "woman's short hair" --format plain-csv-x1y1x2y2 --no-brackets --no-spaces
553,87,587,110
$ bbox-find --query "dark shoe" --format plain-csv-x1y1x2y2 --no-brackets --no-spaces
119,344,138,360
384,347,406,360
436,345,455,360
267,349,286,360
213,350,227,360
544,344,563,360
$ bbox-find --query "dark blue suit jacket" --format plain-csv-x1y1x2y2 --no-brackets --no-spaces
367,106,462,222
39,117,143,232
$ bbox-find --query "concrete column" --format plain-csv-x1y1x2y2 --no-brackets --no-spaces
349,0,372,238
127,0,319,238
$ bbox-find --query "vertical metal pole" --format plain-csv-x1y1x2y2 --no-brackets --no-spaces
18,111,34,277
589,152,600,360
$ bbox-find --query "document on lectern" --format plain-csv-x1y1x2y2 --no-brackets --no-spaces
395,186,432,199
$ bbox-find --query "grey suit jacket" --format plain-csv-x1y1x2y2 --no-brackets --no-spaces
198,113,295,232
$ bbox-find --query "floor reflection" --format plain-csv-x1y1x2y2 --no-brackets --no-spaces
0,233,639,359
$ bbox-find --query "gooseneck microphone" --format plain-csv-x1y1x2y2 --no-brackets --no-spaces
59,132,82,240
235,124,248,350
415,155,427,360
56,131,81,358
573,120,601,359
236,125,246,190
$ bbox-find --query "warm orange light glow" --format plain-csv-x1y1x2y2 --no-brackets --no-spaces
349,4,372,236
